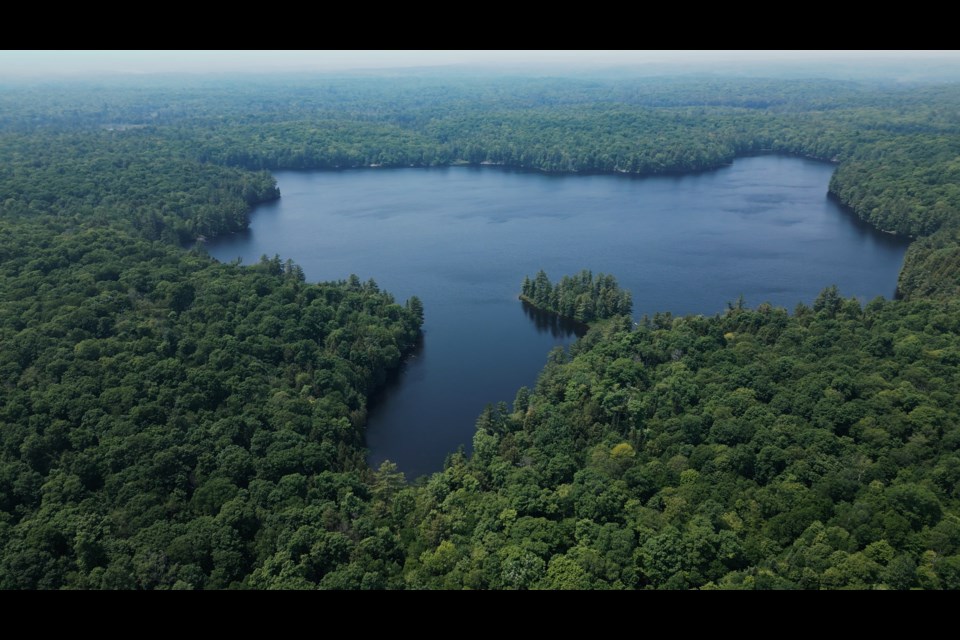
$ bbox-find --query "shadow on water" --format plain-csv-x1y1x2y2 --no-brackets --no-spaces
365,333,426,414
827,192,914,249
520,300,589,339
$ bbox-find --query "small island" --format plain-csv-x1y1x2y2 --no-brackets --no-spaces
520,269,633,323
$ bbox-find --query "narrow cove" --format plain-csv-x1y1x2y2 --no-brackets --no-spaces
206,156,910,480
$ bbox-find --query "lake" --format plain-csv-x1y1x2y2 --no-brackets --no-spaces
206,156,909,480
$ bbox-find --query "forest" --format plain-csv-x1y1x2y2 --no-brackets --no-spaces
1,73,960,588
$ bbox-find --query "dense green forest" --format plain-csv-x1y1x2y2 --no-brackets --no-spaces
2,73,960,588
396,293,960,589
521,270,632,324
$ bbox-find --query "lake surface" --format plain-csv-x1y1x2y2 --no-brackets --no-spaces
207,156,909,480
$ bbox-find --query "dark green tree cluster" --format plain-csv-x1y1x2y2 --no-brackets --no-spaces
0,224,421,589
0,130,278,244
829,134,960,237
521,270,633,324
897,225,960,300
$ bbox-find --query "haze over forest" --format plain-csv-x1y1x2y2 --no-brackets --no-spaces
3,50,960,80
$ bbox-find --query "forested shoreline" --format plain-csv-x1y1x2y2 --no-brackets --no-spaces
2,74,960,588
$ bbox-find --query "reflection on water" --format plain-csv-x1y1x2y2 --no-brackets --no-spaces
366,334,426,412
520,300,588,339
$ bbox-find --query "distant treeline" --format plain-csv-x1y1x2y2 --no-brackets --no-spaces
521,269,633,323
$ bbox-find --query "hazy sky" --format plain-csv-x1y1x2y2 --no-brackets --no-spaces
2,50,958,78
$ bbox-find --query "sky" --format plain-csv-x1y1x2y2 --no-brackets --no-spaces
1,50,959,78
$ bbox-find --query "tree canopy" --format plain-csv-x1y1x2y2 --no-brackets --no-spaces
521,269,632,324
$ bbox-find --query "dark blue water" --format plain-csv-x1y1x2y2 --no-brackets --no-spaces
207,156,909,479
